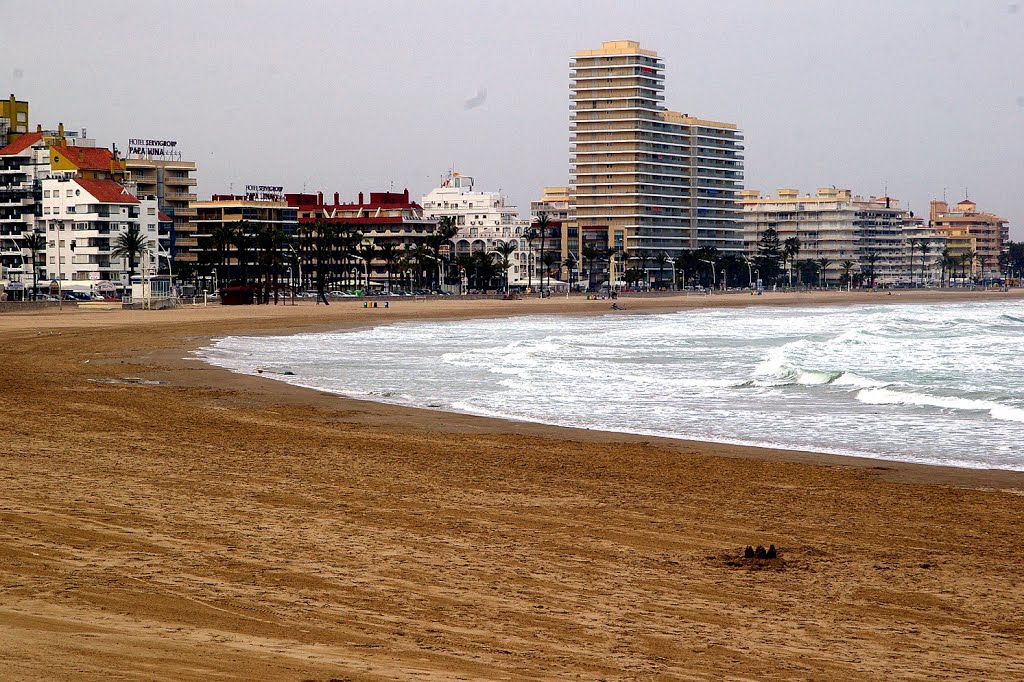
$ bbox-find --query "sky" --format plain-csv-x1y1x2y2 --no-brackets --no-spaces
5,0,1023,238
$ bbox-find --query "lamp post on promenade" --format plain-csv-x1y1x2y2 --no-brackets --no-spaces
701,259,716,294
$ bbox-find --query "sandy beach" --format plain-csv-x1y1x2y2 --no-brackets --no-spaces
2,289,1024,681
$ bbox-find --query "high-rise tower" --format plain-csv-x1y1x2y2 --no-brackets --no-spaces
570,41,744,265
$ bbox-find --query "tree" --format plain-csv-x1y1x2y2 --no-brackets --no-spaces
22,231,45,300
210,223,235,286
562,254,578,290
635,249,651,289
782,236,801,286
695,246,720,289
428,215,459,290
624,267,644,288
358,242,377,292
654,251,670,289
111,225,151,285
840,259,855,287
230,221,253,286
860,250,880,289
532,212,551,293
581,243,602,291
936,248,953,288
493,239,517,293
817,257,832,288
542,250,560,287
917,239,930,286
754,227,782,285
378,242,402,293
960,251,975,282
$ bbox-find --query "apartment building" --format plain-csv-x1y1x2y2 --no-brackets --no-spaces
41,176,157,286
570,40,744,271
929,199,1008,279
740,188,907,284
124,156,199,263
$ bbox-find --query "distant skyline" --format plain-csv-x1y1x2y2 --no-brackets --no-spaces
5,0,1022,237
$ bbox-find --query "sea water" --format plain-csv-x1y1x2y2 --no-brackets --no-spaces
199,301,1024,471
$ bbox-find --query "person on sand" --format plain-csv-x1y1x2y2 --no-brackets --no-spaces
611,303,624,310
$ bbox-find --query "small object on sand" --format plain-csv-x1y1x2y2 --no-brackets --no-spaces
744,545,755,559
766,544,777,559
754,545,767,559
256,369,264,374
282,370,295,376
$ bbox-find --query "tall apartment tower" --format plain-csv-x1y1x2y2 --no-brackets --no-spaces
570,41,744,260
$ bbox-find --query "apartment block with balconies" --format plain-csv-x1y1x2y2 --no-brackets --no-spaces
124,157,199,263
570,40,744,264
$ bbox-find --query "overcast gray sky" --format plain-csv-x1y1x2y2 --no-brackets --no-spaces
5,0,1022,237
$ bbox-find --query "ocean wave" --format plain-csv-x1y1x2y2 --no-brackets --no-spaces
857,387,1024,423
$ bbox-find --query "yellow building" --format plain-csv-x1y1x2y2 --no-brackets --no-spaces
571,40,744,279
0,94,30,146
929,199,1007,280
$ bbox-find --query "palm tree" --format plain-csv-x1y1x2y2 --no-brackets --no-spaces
960,251,975,283
817,257,832,288
976,254,989,284
541,250,560,289
861,250,880,289
907,238,920,287
493,239,517,293
581,243,601,292
562,254,578,290
22,231,45,300
111,225,151,286
635,249,651,289
782,236,801,287
378,242,401,293
917,239,930,286
840,259,855,288
358,242,377,292
430,216,459,291
230,221,253,285
210,223,235,286
653,251,670,289
532,212,551,293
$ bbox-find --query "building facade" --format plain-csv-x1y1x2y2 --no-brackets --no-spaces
192,195,298,286
740,188,908,284
421,172,533,285
0,94,30,147
0,132,47,283
41,176,156,287
124,157,199,264
570,40,744,270
287,189,439,287
929,199,1008,280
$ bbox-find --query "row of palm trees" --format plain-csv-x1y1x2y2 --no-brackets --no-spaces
198,216,463,303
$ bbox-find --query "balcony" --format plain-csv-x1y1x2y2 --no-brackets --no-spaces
164,191,197,201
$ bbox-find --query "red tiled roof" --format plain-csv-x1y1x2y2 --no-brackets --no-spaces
158,211,173,222
74,178,139,204
52,145,120,171
0,131,44,155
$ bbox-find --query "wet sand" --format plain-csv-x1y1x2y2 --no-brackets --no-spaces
2,290,1024,680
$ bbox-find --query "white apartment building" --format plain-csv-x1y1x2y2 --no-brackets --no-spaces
0,132,49,283
901,220,947,285
421,172,534,285
42,177,157,288
740,188,908,284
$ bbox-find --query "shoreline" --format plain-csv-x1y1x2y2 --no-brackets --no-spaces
3,288,1024,680
189,289,1024,487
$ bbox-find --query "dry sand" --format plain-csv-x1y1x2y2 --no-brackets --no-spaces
2,290,1023,681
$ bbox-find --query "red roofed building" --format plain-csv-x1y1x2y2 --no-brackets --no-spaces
286,189,441,290
50,144,127,181
41,176,157,286
929,199,1009,280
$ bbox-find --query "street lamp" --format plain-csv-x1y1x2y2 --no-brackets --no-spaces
701,259,716,293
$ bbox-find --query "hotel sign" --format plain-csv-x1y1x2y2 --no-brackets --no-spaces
245,184,285,202
128,138,179,157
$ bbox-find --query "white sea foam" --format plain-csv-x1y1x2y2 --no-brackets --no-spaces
199,300,1024,471
857,387,1024,423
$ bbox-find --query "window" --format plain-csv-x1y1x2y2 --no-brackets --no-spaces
66,206,75,213
66,189,73,197
44,190,50,198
